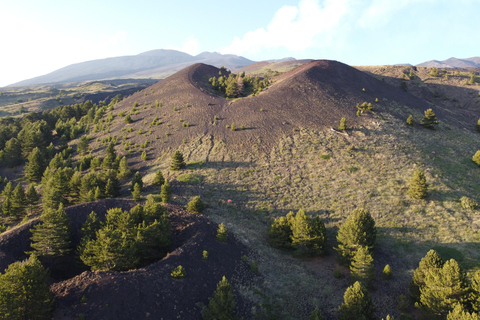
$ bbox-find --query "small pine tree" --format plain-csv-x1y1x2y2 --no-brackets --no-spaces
203,276,237,320
339,117,347,130
94,186,102,200
447,304,480,320
132,183,142,201
11,183,26,220
382,264,393,280
0,254,54,320
476,118,480,133
160,180,171,203
420,108,439,129
153,170,165,186
216,223,228,242
187,196,205,214
102,142,117,170
170,150,186,171
408,170,428,199
406,114,413,126
309,307,326,320
130,171,143,192
125,114,133,124
338,281,376,320
30,204,72,257
409,69,415,79
473,151,480,166
267,212,294,249
24,147,47,182
410,249,444,302
141,150,147,161
350,246,375,288
336,208,376,262
117,156,132,179
26,184,40,214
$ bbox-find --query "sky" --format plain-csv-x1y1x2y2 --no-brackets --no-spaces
1,0,479,87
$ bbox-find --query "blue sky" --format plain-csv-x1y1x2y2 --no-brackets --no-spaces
1,0,479,87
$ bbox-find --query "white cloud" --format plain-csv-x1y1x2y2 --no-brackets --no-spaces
221,0,349,56
166,37,200,56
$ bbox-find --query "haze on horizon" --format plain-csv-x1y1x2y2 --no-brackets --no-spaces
1,0,479,87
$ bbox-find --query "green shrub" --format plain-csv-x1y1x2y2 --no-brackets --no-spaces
187,196,205,214
473,150,480,166
460,196,478,210
216,223,228,242
338,117,347,130
408,170,427,199
171,265,186,279
202,250,209,260
382,264,393,280
406,114,413,126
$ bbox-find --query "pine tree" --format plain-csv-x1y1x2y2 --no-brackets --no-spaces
268,212,294,249
420,259,469,315
309,307,326,320
25,184,40,214
187,196,205,214
339,117,347,130
0,254,54,320
202,276,237,320
153,170,165,186
42,169,69,211
132,183,142,201
117,156,132,179
406,114,413,126
94,186,102,200
1,196,13,218
408,170,428,199
130,171,143,192
141,150,147,161
2,182,13,198
170,150,186,171
473,151,480,166
336,208,376,262
350,246,375,288
102,142,116,170
77,135,90,155
80,211,103,241
291,210,327,256
160,180,171,203
382,264,393,280
216,223,228,242
30,204,72,257
2,137,22,167
24,147,46,182
447,304,480,320
338,281,376,320
420,108,439,129
410,249,444,302
125,114,133,124
11,183,26,220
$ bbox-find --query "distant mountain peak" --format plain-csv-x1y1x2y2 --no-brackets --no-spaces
416,56,480,68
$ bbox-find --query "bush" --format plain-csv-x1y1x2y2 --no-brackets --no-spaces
420,109,438,129
187,196,205,214
383,264,393,280
171,265,186,279
406,114,413,126
460,196,478,210
473,150,480,166
408,170,427,199
170,150,186,171
338,117,347,130
216,223,228,242
202,250,209,260
124,114,133,124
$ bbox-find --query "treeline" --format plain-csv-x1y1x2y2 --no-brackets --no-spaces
0,95,122,168
208,68,270,98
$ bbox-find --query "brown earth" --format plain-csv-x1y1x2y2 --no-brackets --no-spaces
0,198,255,320
93,60,439,170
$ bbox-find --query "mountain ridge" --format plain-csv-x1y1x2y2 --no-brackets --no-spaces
416,56,480,68
9,49,256,87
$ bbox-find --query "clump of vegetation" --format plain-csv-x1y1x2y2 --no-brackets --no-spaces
79,201,171,271
338,281,375,320
202,250,209,260
382,264,393,280
336,208,376,263
124,114,133,124
420,108,439,129
160,180,171,203
202,276,237,320
187,196,205,214
356,102,373,114
429,67,439,77
268,209,328,256
170,150,186,171
473,150,480,166
406,114,413,126
339,117,347,130
171,265,186,279
350,246,375,288
460,196,478,210
216,223,228,242
153,170,165,186
408,170,428,199
476,118,480,133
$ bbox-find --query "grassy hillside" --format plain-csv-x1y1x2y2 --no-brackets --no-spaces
1,61,480,319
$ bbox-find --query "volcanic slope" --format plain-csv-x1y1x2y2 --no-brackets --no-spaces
99,60,432,165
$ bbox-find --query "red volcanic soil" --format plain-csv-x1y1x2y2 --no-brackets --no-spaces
0,199,255,320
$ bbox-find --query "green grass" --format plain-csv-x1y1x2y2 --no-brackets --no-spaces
177,173,203,184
